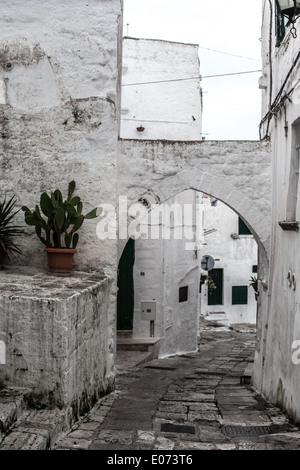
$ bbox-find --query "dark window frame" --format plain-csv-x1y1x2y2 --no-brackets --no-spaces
275,2,289,46
232,286,248,305
179,286,188,303
238,217,252,236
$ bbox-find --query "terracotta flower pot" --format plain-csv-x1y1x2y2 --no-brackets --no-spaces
45,247,77,274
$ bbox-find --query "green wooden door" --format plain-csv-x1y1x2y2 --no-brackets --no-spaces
117,238,135,330
208,268,223,306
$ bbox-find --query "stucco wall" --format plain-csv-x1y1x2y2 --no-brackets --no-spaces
119,139,271,267
0,0,122,280
254,1,300,423
133,190,200,358
200,197,258,325
0,267,113,422
0,0,123,420
120,37,202,140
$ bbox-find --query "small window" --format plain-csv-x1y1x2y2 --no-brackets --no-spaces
179,286,188,303
238,217,252,235
232,286,248,305
252,265,258,273
275,3,288,46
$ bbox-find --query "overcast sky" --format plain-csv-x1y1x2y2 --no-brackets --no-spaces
123,0,263,140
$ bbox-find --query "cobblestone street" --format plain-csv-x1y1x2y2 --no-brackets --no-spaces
49,326,300,452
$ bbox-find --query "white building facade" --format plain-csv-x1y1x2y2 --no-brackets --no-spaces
254,0,300,422
119,37,259,359
200,195,258,326
120,37,203,140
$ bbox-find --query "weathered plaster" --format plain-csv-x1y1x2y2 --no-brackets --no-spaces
119,139,271,268
253,0,300,423
0,266,114,422
200,197,258,325
133,190,200,358
120,37,202,140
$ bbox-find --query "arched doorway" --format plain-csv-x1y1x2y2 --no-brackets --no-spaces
116,189,261,359
117,237,135,331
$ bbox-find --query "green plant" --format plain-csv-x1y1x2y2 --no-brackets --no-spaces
22,181,100,249
0,196,24,257
201,273,217,295
249,275,258,292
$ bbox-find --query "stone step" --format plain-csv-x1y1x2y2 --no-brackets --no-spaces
116,338,161,366
0,409,68,450
0,386,31,444
240,362,254,385
117,330,133,339
117,337,160,352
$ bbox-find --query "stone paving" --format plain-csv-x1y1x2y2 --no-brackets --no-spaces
51,326,300,451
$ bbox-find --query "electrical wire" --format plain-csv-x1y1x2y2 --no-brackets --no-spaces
198,46,261,62
259,49,300,139
260,2,300,139
122,70,262,87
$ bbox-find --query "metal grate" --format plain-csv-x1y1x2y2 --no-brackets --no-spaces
222,425,275,436
161,423,195,434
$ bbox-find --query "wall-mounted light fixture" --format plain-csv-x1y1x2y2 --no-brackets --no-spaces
136,125,145,133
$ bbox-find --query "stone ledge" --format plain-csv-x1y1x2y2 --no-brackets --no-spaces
0,386,31,444
0,265,114,418
0,265,107,299
278,220,299,231
0,409,67,450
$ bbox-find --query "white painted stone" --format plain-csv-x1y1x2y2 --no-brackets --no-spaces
133,190,200,358
200,196,258,325
120,38,202,141
0,266,113,416
253,1,300,423
7,57,61,111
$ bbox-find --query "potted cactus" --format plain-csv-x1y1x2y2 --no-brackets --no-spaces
0,195,24,266
22,181,100,273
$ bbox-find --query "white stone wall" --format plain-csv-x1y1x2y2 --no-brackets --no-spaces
119,139,271,268
0,0,123,281
0,0,123,415
200,196,258,325
253,1,300,422
120,37,202,140
0,267,113,418
133,190,200,358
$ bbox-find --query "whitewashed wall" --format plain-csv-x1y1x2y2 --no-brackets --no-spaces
120,37,202,140
200,196,258,325
0,0,122,280
0,0,123,408
254,0,300,423
133,190,200,358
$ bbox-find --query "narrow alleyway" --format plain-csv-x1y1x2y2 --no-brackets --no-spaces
51,325,300,451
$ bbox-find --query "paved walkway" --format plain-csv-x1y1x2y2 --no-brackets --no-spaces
52,326,300,451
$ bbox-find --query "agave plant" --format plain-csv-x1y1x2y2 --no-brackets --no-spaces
22,181,100,249
249,275,258,292
0,196,24,258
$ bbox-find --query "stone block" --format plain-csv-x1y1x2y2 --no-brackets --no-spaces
0,267,114,419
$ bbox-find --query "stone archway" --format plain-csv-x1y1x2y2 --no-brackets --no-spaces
117,138,271,358
119,139,271,269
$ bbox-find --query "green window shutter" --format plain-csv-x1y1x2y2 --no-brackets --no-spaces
275,3,286,46
117,238,135,330
232,286,248,305
238,217,252,235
